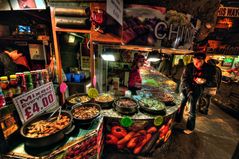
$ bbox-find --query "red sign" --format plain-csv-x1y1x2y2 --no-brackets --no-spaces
13,82,57,123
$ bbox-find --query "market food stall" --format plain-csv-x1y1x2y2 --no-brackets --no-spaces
0,0,222,158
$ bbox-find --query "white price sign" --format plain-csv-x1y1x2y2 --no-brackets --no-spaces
13,82,57,124
106,0,123,25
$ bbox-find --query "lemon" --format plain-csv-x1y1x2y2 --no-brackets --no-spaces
87,88,99,98
154,116,163,126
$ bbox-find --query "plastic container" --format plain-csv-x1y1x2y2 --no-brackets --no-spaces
74,73,81,83
66,73,72,82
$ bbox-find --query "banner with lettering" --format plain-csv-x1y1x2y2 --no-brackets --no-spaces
13,82,57,123
122,5,200,50
218,7,239,18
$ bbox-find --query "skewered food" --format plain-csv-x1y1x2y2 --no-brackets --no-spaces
26,115,70,138
72,105,99,120
69,95,91,104
95,94,114,103
116,98,137,108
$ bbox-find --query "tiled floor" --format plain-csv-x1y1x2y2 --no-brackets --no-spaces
103,104,239,159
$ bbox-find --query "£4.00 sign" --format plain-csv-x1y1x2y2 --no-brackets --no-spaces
13,82,57,123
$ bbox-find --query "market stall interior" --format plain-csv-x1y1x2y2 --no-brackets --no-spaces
1,0,239,158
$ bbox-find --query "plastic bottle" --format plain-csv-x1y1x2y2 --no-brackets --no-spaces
0,76,9,96
9,75,18,97
16,72,27,93
0,87,6,108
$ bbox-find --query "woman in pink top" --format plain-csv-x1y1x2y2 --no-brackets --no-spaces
128,54,145,95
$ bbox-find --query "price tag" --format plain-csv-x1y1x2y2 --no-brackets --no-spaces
13,82,57,124
120,116,133,127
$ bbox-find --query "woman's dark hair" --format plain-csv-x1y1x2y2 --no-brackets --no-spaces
132,54,145,67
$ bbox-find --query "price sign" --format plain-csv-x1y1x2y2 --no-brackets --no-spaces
13,82,57,124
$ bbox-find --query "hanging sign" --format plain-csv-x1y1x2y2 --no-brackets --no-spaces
123,5,199,50
217,7,239,18
207,40,239,55
106,0,123,25
13,82,57,123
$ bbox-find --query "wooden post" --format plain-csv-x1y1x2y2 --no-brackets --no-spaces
90,3,95,88
50,7,64,104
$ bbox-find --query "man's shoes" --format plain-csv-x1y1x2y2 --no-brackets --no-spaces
199,109,208,115
183,129,193,134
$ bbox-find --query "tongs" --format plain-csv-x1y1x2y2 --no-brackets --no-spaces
47,106,62,122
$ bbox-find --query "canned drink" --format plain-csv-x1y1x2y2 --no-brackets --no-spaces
36,70,44,86
42,69,49,83
16,73,27,93
31,71,39,88
24,72,33,91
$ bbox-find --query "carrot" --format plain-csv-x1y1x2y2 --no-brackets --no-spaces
111,126,127,139
117,131,135,145
133,133,152,154
106,134,119,145
127,137,139,149
133,130,146,138
147,126,157,134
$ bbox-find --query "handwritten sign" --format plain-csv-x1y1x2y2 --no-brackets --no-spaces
106,0,123,25
13,82,57,123
218,7,239,17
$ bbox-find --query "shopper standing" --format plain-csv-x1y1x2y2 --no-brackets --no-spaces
176,52,217,134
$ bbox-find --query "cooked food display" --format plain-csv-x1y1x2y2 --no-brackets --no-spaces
95,94,114,103
116,98,137,107
26,115,70,138
72,106,99,120
69,95,91,104
140,98,165,110
157,93,174,102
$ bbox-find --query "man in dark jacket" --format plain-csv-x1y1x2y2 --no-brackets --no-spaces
176,52,217,134
198,59,222,115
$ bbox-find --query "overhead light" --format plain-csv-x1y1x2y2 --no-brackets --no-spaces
101,48,115,61
147,50,160,62
101,54,115,61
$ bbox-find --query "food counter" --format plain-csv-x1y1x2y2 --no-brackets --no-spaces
1,66,179,158
101,66,180,155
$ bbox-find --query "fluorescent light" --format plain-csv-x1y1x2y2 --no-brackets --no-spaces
147,58,160,62
147,50,160,62
101,54,115,61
